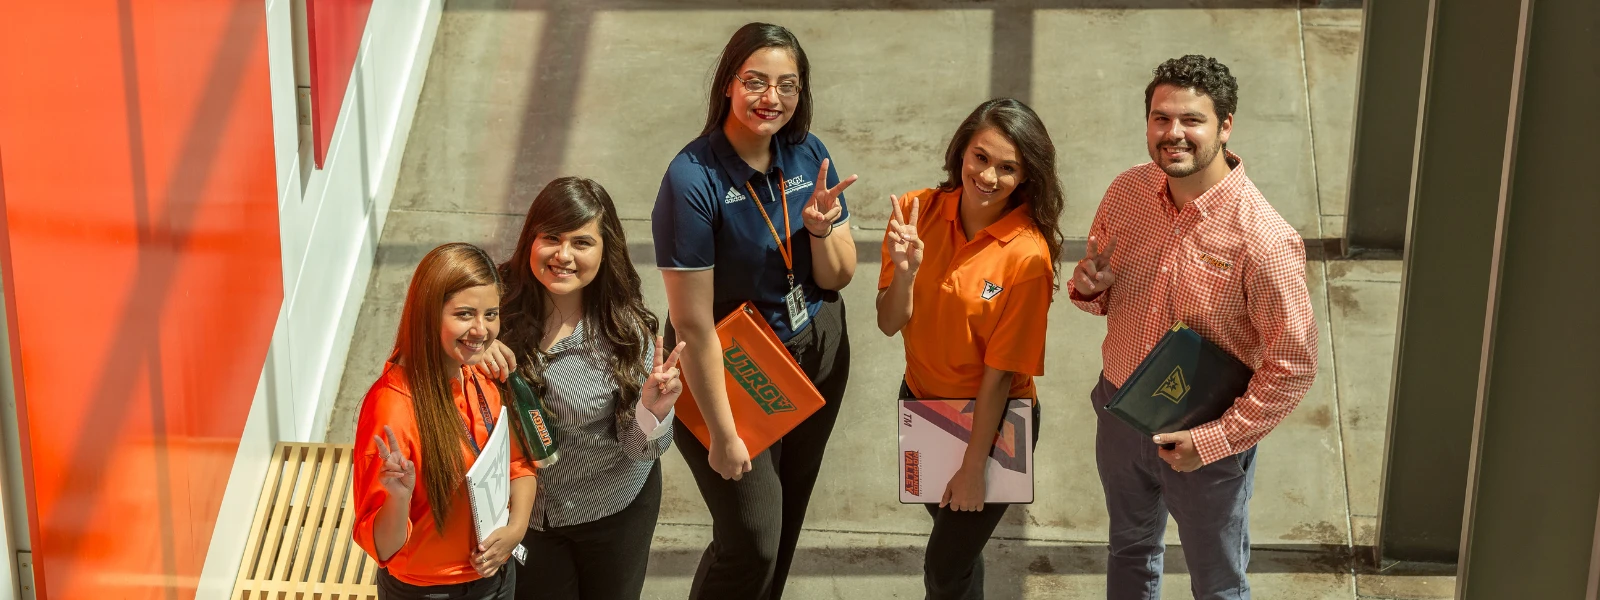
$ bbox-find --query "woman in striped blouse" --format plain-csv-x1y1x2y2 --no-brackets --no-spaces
489,177,686,599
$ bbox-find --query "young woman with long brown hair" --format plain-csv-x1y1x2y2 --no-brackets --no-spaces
876,98,1066,599
353,243,537,599
485,177,685,600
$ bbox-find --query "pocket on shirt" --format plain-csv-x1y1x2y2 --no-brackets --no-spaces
1175,249,1241,317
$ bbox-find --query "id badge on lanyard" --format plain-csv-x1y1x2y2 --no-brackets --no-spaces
749,173,810,332
784,277,810,331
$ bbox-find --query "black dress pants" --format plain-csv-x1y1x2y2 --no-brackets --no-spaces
515,461,662,599
667,294,851,600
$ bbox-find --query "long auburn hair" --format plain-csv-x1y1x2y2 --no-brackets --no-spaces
498,177,657,427
389,242,503,533
699,22,814,146
939,98,1068,285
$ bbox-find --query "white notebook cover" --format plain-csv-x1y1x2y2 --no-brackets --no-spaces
898,398,1034,504
465,406,511,543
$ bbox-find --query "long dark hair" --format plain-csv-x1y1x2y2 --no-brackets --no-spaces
938,98,1067,285
498,177,657,425
389,242,502,533
699,22,813,146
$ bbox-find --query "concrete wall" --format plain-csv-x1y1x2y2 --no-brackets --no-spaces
194,0,442,595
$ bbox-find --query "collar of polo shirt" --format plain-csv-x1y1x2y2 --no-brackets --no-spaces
710,128,791,187
940,188,1033,244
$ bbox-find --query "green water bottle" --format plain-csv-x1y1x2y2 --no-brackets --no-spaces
506,372,560,468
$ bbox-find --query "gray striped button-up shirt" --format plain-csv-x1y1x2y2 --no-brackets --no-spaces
530,320,674,530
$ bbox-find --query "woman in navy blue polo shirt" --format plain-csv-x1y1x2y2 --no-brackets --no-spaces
651,22,857,600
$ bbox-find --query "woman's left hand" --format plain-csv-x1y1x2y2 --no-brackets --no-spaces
639,337,687,420
940,463,988,512
802,158,858,237
470,524,522,577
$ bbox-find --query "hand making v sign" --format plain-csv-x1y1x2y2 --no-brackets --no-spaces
1072,235,1118,297
801,158,858,237
886,193,924,275
640,336,688,421
372,425,416,499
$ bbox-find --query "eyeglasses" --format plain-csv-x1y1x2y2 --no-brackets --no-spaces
734,74,801,97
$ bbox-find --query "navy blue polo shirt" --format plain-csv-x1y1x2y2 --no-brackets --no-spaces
652,129,850,341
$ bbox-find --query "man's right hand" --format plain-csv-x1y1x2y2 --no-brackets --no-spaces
709,435,753,481
1072,235,1117,298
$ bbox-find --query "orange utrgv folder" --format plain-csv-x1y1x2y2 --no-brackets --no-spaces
677,302,825,457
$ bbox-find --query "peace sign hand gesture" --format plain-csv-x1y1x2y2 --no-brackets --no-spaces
1072,235,1118,297
372,425,415,500
639,336,687,421
887,194,924,275
802,158,858,237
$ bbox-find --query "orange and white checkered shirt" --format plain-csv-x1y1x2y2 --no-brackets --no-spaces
1070,153,1318,465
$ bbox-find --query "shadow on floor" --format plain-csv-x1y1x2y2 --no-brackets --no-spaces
646,542,1446,576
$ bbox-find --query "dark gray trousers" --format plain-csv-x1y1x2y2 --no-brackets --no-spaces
1092,374,1256,600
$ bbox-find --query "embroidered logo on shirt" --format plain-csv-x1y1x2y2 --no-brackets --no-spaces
981,280,1004,300
1154,366,1192,404
723,340,796,415
723,188,746,204
783,175,815,197
1197,251,1232,272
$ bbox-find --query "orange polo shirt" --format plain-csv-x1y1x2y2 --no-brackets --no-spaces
878,188,1054,399
353,363,535,586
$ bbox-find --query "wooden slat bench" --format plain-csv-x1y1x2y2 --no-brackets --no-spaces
234,442,378,599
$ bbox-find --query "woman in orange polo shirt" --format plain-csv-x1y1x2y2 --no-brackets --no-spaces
875,98,1066,600
353,242,537,599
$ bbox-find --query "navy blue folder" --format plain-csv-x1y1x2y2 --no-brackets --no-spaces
1104,322,1254,438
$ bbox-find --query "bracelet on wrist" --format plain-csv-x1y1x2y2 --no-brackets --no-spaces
812,223,836,238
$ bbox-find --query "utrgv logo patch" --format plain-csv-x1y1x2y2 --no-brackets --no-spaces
723,339,796,415
783,175,815,197
723,188,746,204
981,280,1003,300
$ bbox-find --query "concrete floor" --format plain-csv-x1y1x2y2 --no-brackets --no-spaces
327,1,1460,598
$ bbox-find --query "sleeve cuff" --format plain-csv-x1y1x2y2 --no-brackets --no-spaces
983,356,1043,379
635,399,674,441
1067,287,1108,315
356,502,413,568
1189,421,1234,466
510,459,536,480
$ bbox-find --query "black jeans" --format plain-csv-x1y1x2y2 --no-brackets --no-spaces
513,461,662,600
377,566,515,600
666,294,851,600
905,382,1043,600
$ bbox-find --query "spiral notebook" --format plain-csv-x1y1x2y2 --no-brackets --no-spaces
465,406,511,544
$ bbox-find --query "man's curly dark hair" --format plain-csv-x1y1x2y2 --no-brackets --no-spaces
1144,55,1238,121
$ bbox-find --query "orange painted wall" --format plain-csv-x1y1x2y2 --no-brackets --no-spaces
0,1,280,598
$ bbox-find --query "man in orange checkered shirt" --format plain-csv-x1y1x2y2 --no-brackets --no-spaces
1069,55,1320,599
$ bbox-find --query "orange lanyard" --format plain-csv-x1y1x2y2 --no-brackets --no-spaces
745,170,794,286
459,368,495,456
